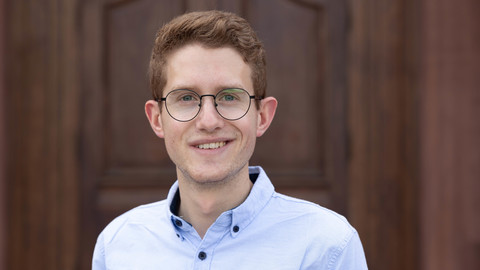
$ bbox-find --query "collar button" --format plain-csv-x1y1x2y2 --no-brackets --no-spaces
175,219,183,227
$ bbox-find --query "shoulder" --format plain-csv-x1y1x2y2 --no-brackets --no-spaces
268,193,367,269
92,200,184,268
268,192,357,247
99,200,170,242
271,192,352,228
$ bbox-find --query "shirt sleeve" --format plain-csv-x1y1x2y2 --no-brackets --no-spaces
92,232,106,270
329,230,368,270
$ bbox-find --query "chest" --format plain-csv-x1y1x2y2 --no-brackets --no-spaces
104,226,326,270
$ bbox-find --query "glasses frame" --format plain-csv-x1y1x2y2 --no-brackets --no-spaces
155,88,262,122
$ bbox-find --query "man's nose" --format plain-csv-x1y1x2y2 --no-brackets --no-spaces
195,96,224,132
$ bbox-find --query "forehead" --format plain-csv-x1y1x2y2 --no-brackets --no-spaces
164,44,253,92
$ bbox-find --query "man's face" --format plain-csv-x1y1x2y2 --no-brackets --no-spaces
154,44,262,184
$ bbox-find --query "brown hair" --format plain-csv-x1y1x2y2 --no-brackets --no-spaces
149,10,266,105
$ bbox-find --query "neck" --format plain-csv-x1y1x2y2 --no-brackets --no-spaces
177,166,253,238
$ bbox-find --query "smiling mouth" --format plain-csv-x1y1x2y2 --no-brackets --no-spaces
196,141,227,149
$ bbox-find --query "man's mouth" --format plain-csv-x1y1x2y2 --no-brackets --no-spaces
196,141,227,149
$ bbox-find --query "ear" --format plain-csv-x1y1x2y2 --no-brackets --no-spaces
256,97,277,137
145,100,165,138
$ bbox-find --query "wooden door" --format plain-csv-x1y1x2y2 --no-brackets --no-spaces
79,0,348,268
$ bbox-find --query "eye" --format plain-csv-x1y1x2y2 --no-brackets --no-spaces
173,91,199,103
181,95,195,101
222,94,236,101
217,89,244,102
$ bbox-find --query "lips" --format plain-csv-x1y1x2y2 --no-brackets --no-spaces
196,141,227,149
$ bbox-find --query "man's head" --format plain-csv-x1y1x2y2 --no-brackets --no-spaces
149,10,267,104
145,11,277,185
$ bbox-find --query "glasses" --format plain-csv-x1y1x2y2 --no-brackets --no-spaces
156,88,262,122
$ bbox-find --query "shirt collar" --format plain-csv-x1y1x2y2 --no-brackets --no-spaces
166,166,275,238
230,166,274,237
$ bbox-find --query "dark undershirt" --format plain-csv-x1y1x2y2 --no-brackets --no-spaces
170,173,259,215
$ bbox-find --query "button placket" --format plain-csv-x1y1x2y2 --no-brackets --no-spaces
193,211,233,267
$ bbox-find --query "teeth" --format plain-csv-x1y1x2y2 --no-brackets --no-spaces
197,141,227,149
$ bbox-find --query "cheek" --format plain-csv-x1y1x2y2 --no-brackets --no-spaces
163,135,182,165
240,120,259,150
161,124,182,157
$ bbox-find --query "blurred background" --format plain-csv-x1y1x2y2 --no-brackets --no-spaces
0,0,478,269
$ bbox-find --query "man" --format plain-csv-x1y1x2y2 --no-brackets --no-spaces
93,10,368,269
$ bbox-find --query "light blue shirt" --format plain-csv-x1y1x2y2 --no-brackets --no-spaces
92,166,368,269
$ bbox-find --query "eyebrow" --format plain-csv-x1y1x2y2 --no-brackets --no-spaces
169,84,246,92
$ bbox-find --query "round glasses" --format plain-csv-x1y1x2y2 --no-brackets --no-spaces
156,88,262,122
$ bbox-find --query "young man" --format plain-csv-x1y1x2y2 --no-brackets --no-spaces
92,10,368,269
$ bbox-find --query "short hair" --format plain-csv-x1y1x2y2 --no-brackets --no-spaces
149,10,266,105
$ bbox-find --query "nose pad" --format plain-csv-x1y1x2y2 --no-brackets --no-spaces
195,96,224,130
197,100,218,109
198,95,219,116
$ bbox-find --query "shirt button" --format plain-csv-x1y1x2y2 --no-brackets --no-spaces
175,219,183,227
233,225,239,233
198,251,207,260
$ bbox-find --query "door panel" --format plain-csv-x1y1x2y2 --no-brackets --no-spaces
246,1,347,213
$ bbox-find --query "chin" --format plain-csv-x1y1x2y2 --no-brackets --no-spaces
189,174,233,188
179,164,246,186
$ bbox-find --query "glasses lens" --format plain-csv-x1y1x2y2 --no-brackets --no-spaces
165,90,201,121
215,88,252,120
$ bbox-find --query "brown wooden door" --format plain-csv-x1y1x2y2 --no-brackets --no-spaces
79,0,348,268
